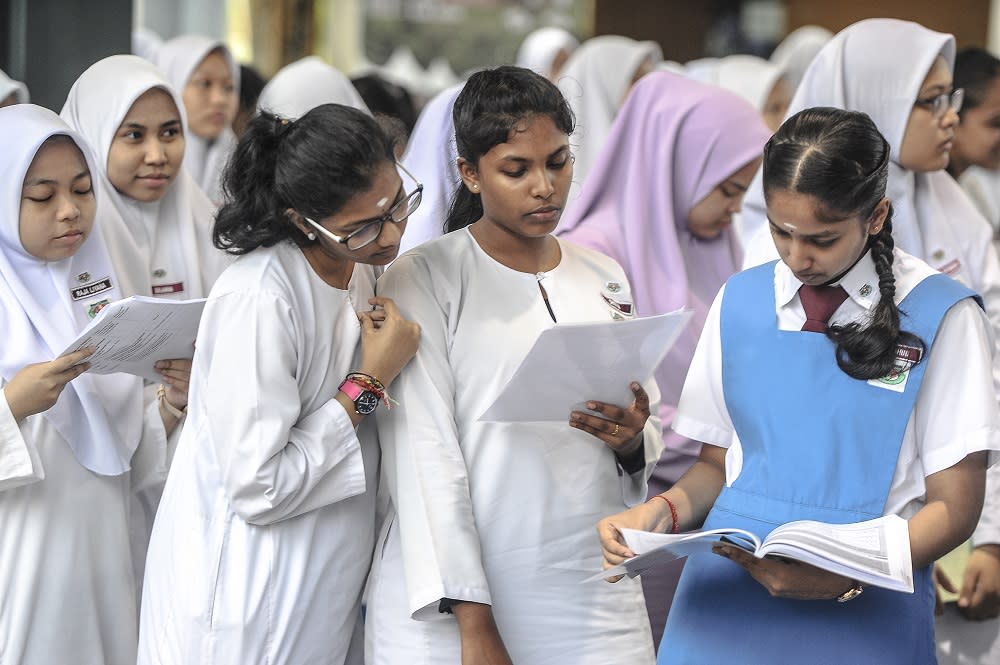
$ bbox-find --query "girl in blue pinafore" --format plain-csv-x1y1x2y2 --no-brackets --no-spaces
598,107,1000,665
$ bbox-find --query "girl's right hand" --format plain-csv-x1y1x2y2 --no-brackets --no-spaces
356,296,420,386
4,348,95,422
597,498,673,581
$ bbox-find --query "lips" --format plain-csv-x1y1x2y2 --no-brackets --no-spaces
55,229,83,239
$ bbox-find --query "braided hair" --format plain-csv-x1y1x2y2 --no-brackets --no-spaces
763,107,925,380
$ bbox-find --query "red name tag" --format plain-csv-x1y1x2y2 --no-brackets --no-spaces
152,281,184,295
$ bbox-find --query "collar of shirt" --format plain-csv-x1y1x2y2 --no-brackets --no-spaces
774,250,880,314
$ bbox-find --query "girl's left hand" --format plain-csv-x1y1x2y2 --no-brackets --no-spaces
570,381,649,456
155,358,193,410
713,543,857,600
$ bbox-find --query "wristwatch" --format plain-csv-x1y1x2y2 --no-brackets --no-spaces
836,581,864,603
339,379,379,415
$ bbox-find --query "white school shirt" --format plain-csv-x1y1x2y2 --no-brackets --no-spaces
0,385,169,665
366,228,662,665
137,241,378,665
675,250,1000,520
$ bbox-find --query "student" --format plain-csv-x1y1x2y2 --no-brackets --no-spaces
137,104,420,664
0,67,28,107
396,82,463,253
684,55,791,132
947,47,1000,240
768,25,833,92
61,54,229,301
156,35,240,203
599,106,1000,664
557,70,771,647
0,104,184,665
367,65,663,665
557,35,662,200
257,55,369,120
515,26,579,81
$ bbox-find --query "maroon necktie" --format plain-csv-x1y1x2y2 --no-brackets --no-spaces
798,284,849,333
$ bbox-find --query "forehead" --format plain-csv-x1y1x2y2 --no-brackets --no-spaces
329,160,400,223
766,189,860,233
120,88,181,125
484,115,569,160
921,56,953,89
193,50,233,78
24,138,88,181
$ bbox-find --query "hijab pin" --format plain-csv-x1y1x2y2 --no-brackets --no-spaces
859,284,872,297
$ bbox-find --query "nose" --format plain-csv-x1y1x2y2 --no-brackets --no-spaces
376,218,405,247
210,85,230,107
728,193,747,215
941,105,959,129
784,238,813,273
56,192,81,223
532,171,555,201
145,139,167,165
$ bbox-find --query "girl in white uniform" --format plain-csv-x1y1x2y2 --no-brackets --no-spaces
367,65,663,665
156,34,240,204
0,104,182,665
137,104,420,665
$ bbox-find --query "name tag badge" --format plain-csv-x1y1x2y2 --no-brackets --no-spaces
867,344,923,393
602,281,635,320
71,276,114,301
152,281,185,295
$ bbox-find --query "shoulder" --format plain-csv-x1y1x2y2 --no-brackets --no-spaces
209,242,303,302
557,236,628,279
383,230,474,285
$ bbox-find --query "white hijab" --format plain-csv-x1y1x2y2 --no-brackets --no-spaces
770,25,834,92
557,35,662,200
515,27,579,79
685,54,786,113
156,35,240,203
61,55,226,301
741,18,965,262
0,105,142,475
257,56,370,119
0,68,28,104
398,82,463,254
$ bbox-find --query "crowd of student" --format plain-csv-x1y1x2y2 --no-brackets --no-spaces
1,16,999,665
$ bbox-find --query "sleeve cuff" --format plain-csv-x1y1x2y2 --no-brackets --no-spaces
0,388,44,490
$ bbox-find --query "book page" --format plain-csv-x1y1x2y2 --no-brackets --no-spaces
479,310,692,422
60,296,206,383
758,515,913,593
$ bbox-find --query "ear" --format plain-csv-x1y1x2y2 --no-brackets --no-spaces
457,157,480,193
285,208,313,238
867,198,890,236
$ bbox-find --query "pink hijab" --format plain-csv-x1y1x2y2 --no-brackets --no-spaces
558,71,771,482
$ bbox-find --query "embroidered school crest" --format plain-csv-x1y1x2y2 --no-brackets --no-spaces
76,271,91,283
87,299,111,319
153,268,167,278
867,344,923,393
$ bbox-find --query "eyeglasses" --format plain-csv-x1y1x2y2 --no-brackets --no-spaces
304,162,423,250
913,88,964,119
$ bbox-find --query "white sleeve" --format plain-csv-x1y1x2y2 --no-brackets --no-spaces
962,217,1000,405
913,298,1000,477
0,387,44,491
203,290,365,526
376,257,491,621
672,285,735,448
973,464,1000,547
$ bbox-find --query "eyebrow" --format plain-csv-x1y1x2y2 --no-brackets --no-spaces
918,84,949,96
341,183,405,230
121,119,182,131
498,145,570,163
724,180,749,192
25,170,91,187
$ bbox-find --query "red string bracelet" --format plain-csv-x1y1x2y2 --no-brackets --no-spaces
647,494,679,533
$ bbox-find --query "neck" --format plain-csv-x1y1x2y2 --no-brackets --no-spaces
300,244,354,289
469,219,561,273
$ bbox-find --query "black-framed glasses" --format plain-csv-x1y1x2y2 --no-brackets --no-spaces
305,162,423,250
914,88,964,119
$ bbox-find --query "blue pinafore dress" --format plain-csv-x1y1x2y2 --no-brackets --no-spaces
658,262,978,665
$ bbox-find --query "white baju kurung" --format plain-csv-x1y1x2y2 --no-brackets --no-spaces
137,241,379,665
367,228,663,665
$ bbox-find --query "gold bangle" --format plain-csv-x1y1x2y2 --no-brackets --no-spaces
157,384,187,419
836,582,864,603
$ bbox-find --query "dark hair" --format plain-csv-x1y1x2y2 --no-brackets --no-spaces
954,47,1000,117
762,107,925,380
214,104,396,254
238,64,267,111
351,73,418,137
445,65,574,233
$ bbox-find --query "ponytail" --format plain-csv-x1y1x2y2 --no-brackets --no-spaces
214,112,305,254
445,184,483,233
826,208,925,379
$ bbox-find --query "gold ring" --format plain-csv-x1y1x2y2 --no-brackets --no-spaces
612,423,620,436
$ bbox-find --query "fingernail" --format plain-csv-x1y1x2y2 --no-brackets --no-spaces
587,402,596,409
631,382,640,390
572,413,581,421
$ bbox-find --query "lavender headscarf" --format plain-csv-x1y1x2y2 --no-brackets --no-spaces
558,71,770,483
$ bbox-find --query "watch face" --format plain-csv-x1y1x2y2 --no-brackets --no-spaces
355,391,379,415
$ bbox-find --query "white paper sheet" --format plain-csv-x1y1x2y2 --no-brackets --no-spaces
59,296,206,382
479,310,692,422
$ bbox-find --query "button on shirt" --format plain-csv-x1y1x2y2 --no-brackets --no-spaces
673,249,1000,520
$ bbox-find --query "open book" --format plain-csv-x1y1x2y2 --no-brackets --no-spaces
60,296,206,383
591,514,913,593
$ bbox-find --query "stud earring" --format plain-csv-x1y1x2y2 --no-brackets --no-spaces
472,183,479,190
307,232,316,241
